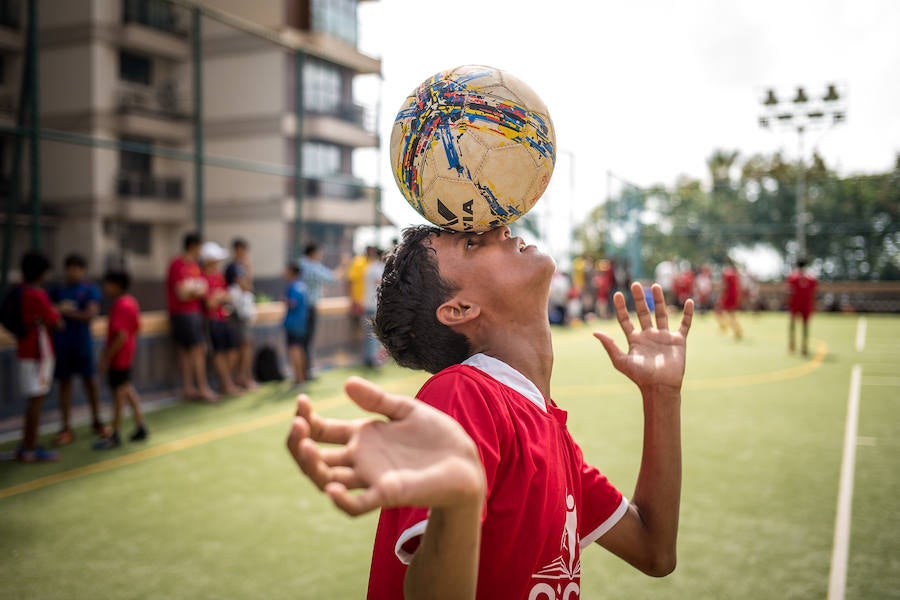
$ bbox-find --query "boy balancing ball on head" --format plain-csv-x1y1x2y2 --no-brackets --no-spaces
287,225,693,599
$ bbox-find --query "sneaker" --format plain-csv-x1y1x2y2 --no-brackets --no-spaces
129,426,148,442
92,420,108,436
92,432,121,450
16,446,60,463
53,429,74,446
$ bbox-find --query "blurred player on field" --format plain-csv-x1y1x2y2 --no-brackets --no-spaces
715,258,742,340
786,258,818,356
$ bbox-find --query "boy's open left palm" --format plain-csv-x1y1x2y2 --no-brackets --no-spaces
594,282,694,391
287,377,485,517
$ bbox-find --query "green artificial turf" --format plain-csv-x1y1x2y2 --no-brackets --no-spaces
0,312,897,599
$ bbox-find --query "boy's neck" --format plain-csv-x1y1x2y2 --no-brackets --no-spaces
470,315,554,399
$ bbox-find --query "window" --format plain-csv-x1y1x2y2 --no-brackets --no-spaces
304,59,342,113
124,222,152,255
119,51,152,85
119,136,153,175
311,0,357,45
0,0,21,30
302,142,341,178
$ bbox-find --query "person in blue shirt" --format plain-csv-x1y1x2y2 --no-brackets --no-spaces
49,253,106,444
283,263,310,386
299,243,345,380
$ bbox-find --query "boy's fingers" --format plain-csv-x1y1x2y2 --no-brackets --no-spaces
319,446,354,467
286,416,311,464
328,466,366,489
345,376,415,422
679,299,695,338
296,395,356,444
651,284,668,330
593,332,626,368
612,292,634,336
631,282,653,330
325,482,383,517
298,438,335,490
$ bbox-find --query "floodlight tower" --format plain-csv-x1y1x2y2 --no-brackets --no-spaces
758,84,846,259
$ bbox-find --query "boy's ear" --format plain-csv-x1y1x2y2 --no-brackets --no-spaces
436,298,480,328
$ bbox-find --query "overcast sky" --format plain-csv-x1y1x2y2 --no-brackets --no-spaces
357,0,900,250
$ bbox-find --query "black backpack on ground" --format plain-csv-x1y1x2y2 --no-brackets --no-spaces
253,345,284,382
0,285,25,339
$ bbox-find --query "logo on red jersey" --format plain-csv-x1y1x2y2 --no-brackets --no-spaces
528,493,581,599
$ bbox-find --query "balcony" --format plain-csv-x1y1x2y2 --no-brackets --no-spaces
308,100,369,130
116,82,191,141
296,175,368,202
116,172,183,201
121,0,187,38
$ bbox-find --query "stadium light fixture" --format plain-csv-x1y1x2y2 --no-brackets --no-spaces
757,83,847,259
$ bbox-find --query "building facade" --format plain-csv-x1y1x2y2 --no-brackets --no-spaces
0,0,382,304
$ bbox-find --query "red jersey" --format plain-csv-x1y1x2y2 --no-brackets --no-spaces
787,270,817,316
17,285,61,359
202,271,228,321
166,256,203,315
720,267,741,310
367,354,628,600
108,294,140,370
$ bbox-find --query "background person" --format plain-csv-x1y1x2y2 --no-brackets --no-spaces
201,241,241,397
166,232,216,402
15,251,63,462
283,263,310,386
224,238,257,390
361,248,385,368
49,253,105,444
299,243,344,380
94,270,147,450
786,258,818,356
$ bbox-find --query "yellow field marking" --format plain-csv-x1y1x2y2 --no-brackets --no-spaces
0,375,426,501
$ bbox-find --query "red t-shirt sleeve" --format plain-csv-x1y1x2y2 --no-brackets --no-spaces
376,368,506,565
571,436,628,547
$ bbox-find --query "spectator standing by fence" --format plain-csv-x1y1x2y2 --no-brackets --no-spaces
362,248,385,368
224,238,257,390
201,241,241,396
166,232,216,402
283,263,310,386
299,243,343,380
49,253,105,444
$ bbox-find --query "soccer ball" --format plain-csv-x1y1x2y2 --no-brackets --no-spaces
389,65,556,232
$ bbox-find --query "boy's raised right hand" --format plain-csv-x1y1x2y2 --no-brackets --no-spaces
287,377,485,516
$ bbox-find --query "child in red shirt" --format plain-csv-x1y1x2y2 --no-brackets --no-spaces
201,241,241,396
13,251,63,462
786,258,818,356
288,225,693,599
94,270,148,449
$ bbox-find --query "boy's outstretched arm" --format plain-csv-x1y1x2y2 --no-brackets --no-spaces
593,282,693,577
286,377,485,600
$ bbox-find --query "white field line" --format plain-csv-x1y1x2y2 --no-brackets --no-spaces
828,364,863,600
855,317,867,352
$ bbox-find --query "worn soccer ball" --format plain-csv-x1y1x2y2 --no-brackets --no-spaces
390,65,556,232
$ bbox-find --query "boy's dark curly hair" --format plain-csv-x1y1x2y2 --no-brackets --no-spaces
373,226,472,374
